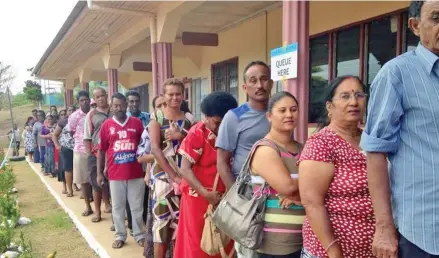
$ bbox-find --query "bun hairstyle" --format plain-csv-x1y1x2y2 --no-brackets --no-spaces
201,91,238,118
316,75,366,131
267,91,299,114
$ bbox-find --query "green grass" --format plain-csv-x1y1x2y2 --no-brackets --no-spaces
11,161,97,258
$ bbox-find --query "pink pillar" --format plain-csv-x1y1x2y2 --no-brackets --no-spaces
65,89,74,107
154,42,172,94
282,0,310,143
107,69,118,100
81,82,89,93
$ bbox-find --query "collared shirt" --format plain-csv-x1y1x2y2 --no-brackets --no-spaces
127,111,150,128
68,109,87,153
361,43,439,254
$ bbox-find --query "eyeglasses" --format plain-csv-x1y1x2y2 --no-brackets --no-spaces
333,92,367,102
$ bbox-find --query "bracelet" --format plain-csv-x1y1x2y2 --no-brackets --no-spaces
324,238,339,252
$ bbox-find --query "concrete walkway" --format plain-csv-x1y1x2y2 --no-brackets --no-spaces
27,159,145,258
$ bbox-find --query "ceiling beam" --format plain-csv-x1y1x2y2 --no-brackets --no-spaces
181,32,218,46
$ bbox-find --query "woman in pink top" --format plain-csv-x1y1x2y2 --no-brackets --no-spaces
298,76,375,258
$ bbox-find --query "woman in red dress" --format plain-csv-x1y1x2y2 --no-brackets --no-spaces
298,76,375,258
174,92,238,258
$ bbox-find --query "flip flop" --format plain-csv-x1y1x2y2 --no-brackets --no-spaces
137,239,146,247
112,240,124,249
81,209,93,217
91,216,101,223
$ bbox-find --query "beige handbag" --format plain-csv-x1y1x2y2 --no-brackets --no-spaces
200,172,235,258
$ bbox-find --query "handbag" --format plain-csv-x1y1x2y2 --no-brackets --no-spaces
200,172,234,258
212,140,269,250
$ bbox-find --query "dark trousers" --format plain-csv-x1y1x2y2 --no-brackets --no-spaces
127,185,148,230
258,250,301,258
33,146,40,163
399,232,439,258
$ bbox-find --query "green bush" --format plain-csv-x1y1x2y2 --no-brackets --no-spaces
18,231,33,258
0,194,19,224
0,166,16,195
0,222,14,254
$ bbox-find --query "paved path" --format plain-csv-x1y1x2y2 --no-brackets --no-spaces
27,159,145,258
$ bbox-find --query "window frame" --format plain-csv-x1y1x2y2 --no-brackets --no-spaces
307,8,408,124
211,57,239,99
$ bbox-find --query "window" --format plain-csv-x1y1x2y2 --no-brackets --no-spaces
309,35,330,123
336,26,361,77
212,58,239,100
366,16,397,86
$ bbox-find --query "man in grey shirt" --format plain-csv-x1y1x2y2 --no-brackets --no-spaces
216,61,273,258
32,110,46,173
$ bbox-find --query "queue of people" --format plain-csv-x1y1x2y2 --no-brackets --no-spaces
24,1,439,257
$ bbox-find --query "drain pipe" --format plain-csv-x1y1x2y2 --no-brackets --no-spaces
86,0,153,16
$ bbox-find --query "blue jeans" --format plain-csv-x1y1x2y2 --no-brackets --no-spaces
399,232,439,258
39,146,46,170
33,146,40,163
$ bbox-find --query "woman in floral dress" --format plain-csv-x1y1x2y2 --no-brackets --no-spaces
148,78,193,258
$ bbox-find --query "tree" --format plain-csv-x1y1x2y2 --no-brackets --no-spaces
23,80,43,104
0,62,15,110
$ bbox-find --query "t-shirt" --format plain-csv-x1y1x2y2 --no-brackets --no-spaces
9,129,21,142
68,109,88,153
99,116,144,180
32,121,46,147
215,102,270,178
84,108,111,155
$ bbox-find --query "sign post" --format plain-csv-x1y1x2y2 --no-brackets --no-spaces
270,42,298,84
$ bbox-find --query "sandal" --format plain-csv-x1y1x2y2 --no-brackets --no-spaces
81,209,93,217
73,185,81,191
137,238,146,247
91,216,101,223
66,193,73,197
112,240,124,249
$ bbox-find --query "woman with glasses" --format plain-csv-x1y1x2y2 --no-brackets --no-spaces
298,76,374,258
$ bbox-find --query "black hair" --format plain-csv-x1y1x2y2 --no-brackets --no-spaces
201,91,238,118
180,100,191,113
126,90,140,99
409,0,424,18
46,115,53,119
59,109,66,116
32,109,37,113
37,110,45,116
268,91,299,114
50,105,57,109
111,92,126,102
316,75,366,131
152,95,163,109
243,61,270,82
76,90,90,101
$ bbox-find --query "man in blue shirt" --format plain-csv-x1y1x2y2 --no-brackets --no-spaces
126,90,150,127
125,90,150,236
216,61,273,258
361,1,439,258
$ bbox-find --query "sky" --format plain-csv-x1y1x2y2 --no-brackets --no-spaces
0,0,78,94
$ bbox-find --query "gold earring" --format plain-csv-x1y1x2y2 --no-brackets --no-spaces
328,112,332,118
